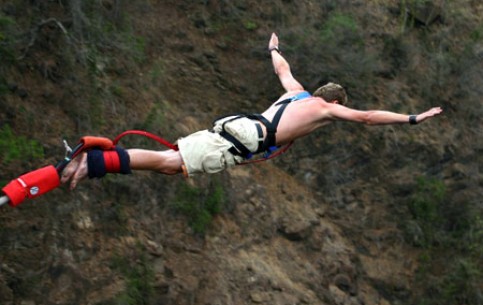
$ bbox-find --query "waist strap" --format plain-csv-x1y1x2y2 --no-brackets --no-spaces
214,91,311,158
245,100,290,153
217,120,263,159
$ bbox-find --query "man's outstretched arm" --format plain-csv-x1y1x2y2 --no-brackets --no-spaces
325,103,443,125
268,33,304,93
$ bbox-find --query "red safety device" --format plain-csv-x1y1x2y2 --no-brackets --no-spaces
80,136,115,150
113,130,179,151
2,165,60,207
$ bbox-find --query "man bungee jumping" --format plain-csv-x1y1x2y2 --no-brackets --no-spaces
61,32,443,190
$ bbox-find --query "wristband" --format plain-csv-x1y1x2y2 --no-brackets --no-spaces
409,115,418,125
269,46,281,54
87,147,131,179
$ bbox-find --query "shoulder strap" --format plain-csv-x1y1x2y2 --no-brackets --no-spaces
274,97,293,106
246,100,290,153
291,91,311,101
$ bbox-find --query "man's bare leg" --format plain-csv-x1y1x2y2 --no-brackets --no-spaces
61,148,183,190
128,149,183,175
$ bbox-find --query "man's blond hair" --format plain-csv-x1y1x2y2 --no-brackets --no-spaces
313,82,348,105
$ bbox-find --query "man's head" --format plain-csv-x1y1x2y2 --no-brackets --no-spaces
313,82,348,105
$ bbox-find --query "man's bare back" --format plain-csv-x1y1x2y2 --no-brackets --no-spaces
261,94,333,145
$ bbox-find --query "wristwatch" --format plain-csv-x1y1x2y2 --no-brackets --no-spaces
409,115,418,125
269,46,281,54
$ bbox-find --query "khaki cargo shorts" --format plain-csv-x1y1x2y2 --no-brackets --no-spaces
177,116,261,176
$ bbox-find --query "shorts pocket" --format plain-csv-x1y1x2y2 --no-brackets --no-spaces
202,151,225,174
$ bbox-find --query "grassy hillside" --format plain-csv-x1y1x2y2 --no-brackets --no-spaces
0,1,481,304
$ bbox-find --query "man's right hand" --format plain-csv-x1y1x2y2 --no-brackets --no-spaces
61,152,88,190
416,107,443,123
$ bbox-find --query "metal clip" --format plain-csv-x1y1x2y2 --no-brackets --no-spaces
63,139,72,156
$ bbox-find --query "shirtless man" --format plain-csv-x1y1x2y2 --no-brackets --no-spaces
61,33,443,189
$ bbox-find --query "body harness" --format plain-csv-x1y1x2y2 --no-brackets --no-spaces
215,91,312,162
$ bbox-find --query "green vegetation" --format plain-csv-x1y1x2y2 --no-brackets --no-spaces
55,1,147,133
393,1,483,110
111,249,155,305
71,1,146,67
172,179,226,234
243,20,258,31
404,177,482,305
319,13,360,45
0,14,17,97
470,25,483,42
135,101,165,132
149,59,166,85
0,124,44,164
406,177,446,247
0,14,16,64
313,12,377,91
0,77,8,95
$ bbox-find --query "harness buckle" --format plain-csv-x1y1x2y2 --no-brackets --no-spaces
263,145,280,158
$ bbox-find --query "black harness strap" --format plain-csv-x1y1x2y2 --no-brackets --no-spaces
219,129,252,158
245,98,292,153
215,94,306,159
216,116,251,157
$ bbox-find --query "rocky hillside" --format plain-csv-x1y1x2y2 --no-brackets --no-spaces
0,1,481,304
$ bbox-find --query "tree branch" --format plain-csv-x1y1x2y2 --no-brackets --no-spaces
18,18,71,60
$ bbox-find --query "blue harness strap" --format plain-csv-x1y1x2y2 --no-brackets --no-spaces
283,91,311,102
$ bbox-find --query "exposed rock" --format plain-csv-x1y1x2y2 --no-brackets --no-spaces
329,284,361,305
250,291,271,303
334,273,356,295
277,217,313,241
16,88,28,99
0,277,13,304
406,0,443,26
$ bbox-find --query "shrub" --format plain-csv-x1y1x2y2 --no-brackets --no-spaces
404,176,483,304
319,13,360,45
172,179,226,234
111,250,155,305
441,258,482,305
243,20,258,31
405,176,446,247
300,12,379,92
0,124,44,164
0,14,16,64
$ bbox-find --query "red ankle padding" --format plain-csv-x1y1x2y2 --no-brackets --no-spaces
87,147,131,178
103,150,121,173
2,165,60,207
